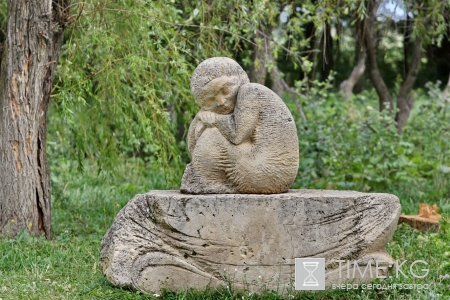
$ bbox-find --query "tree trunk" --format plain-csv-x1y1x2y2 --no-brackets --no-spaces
395,38,422,133
340,49,366,100
364,0,393,112
340,18,366,100
0,0,69,239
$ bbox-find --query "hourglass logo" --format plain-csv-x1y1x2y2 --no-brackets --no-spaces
295,258,325,290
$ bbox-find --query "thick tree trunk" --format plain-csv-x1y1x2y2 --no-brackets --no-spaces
0,0,68,239
364,0,393,112
395,38,422,133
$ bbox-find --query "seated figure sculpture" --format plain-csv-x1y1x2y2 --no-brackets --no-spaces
180,57,299,194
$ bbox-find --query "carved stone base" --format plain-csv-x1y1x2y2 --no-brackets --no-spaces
100,190,401,294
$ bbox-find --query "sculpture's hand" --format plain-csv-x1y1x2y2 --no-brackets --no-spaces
197,111,217,127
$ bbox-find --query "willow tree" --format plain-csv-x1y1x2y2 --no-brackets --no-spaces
49,0,285,178
0,0,69,238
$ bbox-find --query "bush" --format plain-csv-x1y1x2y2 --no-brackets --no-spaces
292,83,450,214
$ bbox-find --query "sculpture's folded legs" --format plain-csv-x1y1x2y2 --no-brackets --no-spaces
181,128,238,194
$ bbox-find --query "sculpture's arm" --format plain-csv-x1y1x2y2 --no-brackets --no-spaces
187,115,205,154
214,100,259,145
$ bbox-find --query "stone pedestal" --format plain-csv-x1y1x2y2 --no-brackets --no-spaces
100,190,401,294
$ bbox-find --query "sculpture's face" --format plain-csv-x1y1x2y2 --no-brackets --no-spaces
197,76,239,114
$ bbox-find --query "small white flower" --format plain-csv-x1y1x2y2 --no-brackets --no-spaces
235,268,238,272
153,293,160,297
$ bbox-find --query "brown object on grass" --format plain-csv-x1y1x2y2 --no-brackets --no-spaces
398,203,442,232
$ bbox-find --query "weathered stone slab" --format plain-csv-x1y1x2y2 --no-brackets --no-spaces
100,190,401,294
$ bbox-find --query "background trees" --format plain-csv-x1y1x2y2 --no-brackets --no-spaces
360,0,448,133
50,0,450,167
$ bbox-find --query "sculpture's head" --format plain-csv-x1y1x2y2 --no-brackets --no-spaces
191,57,250,114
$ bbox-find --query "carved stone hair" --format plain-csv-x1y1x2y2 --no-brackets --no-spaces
190,57,250,105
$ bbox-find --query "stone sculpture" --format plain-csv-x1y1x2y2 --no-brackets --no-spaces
180,57,299,194
100,190,401,294
100,57,402,296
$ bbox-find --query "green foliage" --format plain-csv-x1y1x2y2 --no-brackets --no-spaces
0,1,6,27
53,1,194,183
292,81,450,212
47,0,450,185
49,0,288,184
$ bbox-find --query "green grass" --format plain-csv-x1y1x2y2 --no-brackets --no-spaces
1,155,449,300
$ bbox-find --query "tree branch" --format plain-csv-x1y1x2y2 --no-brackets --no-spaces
396,37,422,133
340,48,366,100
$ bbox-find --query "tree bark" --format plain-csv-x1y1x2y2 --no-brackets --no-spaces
395,38,422,133
364,0,393,112
0,0,69,239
